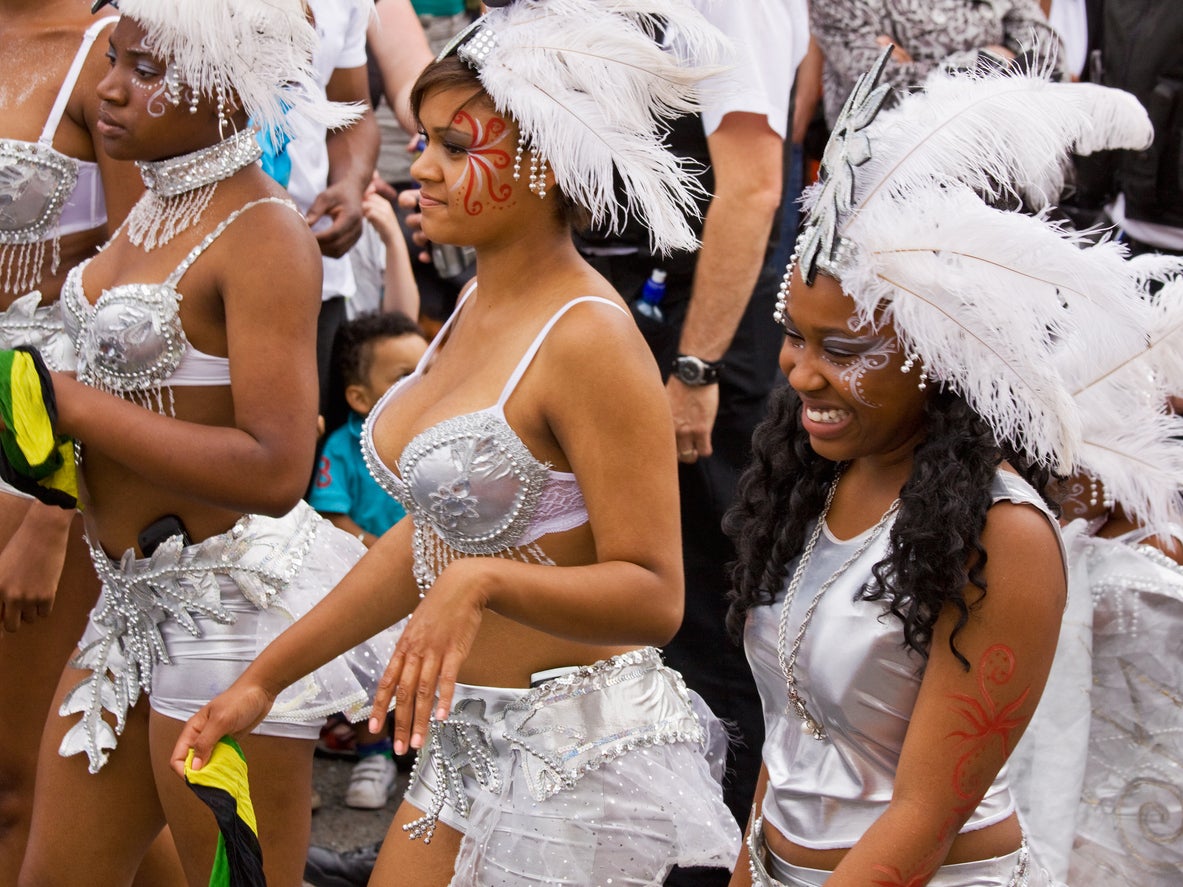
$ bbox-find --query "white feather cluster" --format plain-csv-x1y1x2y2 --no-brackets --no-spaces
802,57,1183,528
114,0,366,138
458,0,730,255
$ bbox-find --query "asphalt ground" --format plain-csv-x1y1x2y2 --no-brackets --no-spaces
302,752,409,886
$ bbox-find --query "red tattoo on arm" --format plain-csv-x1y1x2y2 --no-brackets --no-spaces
948,643,1030,801
451,111,512,215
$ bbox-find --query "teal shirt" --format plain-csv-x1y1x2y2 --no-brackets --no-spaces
412,0,465,16
308,412,407,537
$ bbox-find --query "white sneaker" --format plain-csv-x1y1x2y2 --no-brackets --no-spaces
343,755,396,810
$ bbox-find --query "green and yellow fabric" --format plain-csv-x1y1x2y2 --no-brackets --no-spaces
184,736,265,887
0,347,77,509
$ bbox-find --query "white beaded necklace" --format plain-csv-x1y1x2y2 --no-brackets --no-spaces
776,470,900,740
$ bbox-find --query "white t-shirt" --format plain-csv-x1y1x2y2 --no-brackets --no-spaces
287,0,371,301
691,0,809,140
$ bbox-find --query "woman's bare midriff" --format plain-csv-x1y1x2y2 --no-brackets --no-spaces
81,385,245,558
763,811,1023,872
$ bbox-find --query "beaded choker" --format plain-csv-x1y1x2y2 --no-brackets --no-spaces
125,128,262,251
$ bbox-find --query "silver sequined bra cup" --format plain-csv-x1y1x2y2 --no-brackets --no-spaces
363,294,629,592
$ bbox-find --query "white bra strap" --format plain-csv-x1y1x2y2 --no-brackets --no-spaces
167,197,299,287
496,296,629,409
40,17,119,146
412,280,478,375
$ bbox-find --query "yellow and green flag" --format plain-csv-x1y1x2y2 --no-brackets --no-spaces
184,736,266,887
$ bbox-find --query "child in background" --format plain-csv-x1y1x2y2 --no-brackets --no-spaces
308,310,428,808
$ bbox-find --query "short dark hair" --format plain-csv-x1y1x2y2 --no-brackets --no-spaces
332,311,427,389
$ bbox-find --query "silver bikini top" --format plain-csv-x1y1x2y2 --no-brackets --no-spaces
745,470,1065,850
362,293,626,591
62,197,295,408
0,18,115,294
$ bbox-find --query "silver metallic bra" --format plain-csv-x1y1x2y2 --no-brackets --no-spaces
61,196,296,412
362,293,626,594
0,17,116,295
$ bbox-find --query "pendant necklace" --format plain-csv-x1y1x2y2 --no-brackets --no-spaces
776,469,900,740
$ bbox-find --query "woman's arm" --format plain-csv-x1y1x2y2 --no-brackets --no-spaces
729,763,770,887
53,203,324,516
824,500,1065,886
0,496,72,632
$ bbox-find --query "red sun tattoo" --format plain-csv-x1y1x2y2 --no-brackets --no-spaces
450,110,513,215
947,644,1030,801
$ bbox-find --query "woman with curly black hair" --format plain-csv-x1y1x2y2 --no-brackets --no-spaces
725,47,1174,887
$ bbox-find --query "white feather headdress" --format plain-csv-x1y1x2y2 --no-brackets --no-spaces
779,47,1183,528
441,0,730,255
110,0,365,138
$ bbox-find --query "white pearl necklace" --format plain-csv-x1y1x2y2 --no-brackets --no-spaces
776,471,900,740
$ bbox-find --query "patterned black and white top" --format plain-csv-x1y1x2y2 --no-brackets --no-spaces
811,0,1062,127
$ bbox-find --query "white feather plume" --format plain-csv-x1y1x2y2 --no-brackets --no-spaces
460,0,730,254
844,70,1152,222
115,0,366,138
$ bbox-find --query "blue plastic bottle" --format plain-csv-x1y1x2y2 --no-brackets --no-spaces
635,268,667,322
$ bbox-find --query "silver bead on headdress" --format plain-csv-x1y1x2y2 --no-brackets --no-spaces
107,0,367,140
437,0,730,255
779,46,1183,530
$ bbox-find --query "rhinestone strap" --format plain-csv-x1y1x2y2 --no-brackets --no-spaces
775,470,899,740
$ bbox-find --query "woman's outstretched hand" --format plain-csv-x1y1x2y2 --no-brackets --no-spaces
170,680,276,776
369,559,488,755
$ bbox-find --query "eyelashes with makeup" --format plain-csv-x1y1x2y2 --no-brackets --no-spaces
417,131,471,157
782,327,880,365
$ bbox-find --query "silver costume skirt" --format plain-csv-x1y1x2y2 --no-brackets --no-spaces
60,500,401,773
401,647,741,885
0,290,75,372
746,811,1054,887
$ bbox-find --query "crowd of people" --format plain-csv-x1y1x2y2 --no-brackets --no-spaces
0,1,1179,886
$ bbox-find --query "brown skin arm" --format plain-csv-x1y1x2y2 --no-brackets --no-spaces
52,204,323,517
307,65,379,259
729,763,771,886
0,497,72,632
670,111,783,461
367,0,433,133
823,502,1065,886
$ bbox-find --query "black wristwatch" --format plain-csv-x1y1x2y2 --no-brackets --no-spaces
671,354,723,386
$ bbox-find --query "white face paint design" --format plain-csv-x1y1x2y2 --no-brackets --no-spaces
128,46,171,118
827,334,898,408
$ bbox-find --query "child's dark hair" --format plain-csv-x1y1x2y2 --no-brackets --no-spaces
325,311,426,431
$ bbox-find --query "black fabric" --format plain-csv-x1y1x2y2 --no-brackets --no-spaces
187,783,266,887
1070,0,1183,227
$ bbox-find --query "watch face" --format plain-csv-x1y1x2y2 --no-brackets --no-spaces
675,356,706,385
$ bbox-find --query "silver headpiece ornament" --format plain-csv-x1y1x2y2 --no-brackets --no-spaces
779,46,1183,530
438,0,730,255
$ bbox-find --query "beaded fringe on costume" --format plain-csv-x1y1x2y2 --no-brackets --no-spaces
0,239,59,297
411,520,552,596
125,183,217,251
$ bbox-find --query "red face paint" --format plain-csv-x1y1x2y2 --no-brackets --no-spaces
450,110,513,215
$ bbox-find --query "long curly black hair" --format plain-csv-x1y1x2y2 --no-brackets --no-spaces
724,384,1057,669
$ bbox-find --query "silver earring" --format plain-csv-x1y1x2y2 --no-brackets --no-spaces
215,84,230,138
917,367,928,391
513,142,523,181
165,64,183,107
900,353,919,373
529,153,548,198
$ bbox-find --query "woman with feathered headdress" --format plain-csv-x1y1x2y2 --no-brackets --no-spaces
725,46,1183,887
171,1,743,884
12,1,405,885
